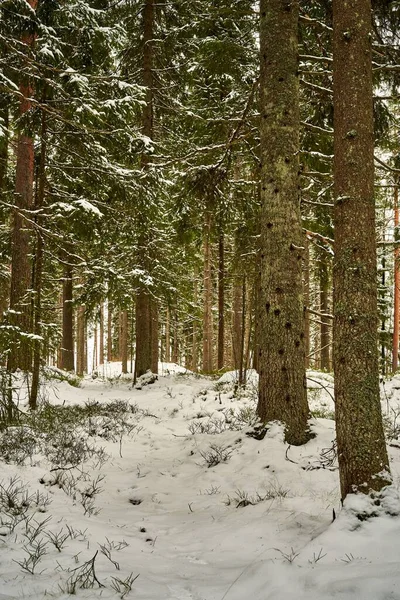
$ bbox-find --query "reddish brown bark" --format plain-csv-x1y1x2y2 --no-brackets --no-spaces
8,0,38,372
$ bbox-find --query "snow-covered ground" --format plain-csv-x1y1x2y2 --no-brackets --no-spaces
1,364,400,600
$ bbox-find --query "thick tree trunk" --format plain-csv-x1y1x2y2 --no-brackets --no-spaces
135,0,159,377
202,212,213,373
333,0,390,498
217,233,225,370
61,264,75,372
257,0,310,445
8,0,38,372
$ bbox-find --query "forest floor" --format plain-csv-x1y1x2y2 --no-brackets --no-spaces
1,363,400,600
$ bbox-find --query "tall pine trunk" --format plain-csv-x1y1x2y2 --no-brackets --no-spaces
76,306,85,377
165,306,171,362
217,233,225,370
30,108,47,410
257,0,310,445
0,103,9,321
192,269,199,372
61,264,74,372
304,237,311,369
121,310,128,374
333,0,390,498
202,211,213,373
319,258,330,371
99,303,104,366
135,0,158,378
8,0,38,372
107,301,113,362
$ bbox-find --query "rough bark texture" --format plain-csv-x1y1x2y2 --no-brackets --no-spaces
257,0,310,445
8,0,38,372
61,265,75,372
333,0,390,498
135,0,159,376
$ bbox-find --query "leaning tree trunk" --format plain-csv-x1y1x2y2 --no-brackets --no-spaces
333,0,390,499
8,0,38,372
257,0,310,445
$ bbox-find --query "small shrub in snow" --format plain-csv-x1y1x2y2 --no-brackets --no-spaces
0,426,38,465
63,550,105,593
225,484,289,508
188,416,227,435
14,538,48,574
199,443,233,467
110,572,139,598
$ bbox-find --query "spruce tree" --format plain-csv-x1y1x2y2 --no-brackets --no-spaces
257,0,310,445
332,0,390,498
